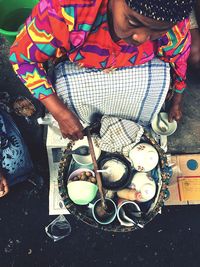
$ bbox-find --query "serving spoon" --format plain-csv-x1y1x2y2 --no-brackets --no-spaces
65,145,90,156
156,113,169,133
85,127,107,214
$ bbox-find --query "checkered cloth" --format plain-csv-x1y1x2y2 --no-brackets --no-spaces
53,57,170,126
94,116,144,156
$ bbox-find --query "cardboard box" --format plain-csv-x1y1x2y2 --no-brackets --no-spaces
165,154,200,205
46,125,70,215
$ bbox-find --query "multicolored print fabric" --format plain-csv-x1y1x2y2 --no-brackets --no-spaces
10,0,191,100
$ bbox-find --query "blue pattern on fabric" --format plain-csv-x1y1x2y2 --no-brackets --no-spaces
60,63,79,118
137,61,152,123
0,109,33,186
54,58,170,125
150,63,168,121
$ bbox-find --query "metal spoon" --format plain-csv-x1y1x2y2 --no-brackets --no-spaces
156,113,169,133
66,145,90,156
96,168,112,174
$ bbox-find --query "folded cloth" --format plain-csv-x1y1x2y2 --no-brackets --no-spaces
94,116,144,157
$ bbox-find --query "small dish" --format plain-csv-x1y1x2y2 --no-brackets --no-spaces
129,143,159,172
151,112,177,136
72,136,101,166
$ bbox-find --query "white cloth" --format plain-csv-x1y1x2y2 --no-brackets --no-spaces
54,57,170,126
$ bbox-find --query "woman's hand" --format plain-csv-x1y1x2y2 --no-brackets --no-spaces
168,92,183,122
55,109,84,140
0,173,9,198
41,94,84,140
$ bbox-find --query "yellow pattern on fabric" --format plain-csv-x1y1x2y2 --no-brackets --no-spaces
21,70,52,90
28,19,54,43
61,8,74,31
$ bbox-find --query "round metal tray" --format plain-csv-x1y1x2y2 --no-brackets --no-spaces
58,130,171,232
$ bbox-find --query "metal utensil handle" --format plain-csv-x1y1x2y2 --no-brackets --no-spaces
157,113,169,132
85,127,106,209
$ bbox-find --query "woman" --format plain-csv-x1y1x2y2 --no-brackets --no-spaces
0,97,33,198
9,0,195,140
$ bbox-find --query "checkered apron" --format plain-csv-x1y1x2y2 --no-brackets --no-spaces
53,57,170,126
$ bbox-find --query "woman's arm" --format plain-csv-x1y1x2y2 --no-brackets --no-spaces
41,95,84,140
9,0,84,140
167,92,183,122
157,19,191,122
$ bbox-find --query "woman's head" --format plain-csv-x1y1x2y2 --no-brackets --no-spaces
109,0,195,46
125,0,195,23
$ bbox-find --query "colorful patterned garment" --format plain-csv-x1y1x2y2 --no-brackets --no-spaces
9,0,191,100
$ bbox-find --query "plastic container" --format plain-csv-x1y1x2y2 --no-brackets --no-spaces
0,0,39,44
45,215,71,242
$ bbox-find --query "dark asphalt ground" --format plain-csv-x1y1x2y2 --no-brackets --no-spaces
1,36,200,267
1,182,200,267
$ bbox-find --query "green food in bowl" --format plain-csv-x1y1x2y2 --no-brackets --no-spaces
67,180,98,205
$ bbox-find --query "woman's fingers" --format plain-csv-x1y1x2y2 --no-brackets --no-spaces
168,92,183,122
61,125,84,140
168,106,182,122
42,95,84,140
62,133,79,141
57,110,84,140
0,176,9,198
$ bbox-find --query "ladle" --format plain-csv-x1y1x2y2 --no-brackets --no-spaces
85,127,107,213
65,146,90,156
156,113,169,133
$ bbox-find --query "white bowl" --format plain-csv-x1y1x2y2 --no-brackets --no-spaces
129,142,159,172
68,168,95,181
67,180,98,205
67,168,97,205
151,112,177,136
72,136,101,166
130,172,156,202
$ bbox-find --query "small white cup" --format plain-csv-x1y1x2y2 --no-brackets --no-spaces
117,200,143,228
140,183,156,201
130,172,156,202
